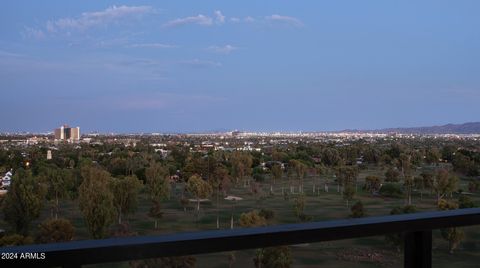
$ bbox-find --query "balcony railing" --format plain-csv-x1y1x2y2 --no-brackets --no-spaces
1,208,480,268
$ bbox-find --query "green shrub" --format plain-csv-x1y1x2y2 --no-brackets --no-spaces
379,183,403,198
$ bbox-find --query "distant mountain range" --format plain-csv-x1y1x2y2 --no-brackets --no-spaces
345,122,480,134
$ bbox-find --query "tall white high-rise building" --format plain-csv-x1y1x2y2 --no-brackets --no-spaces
54,125,80,141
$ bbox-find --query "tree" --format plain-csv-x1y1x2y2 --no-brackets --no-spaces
230,152,253,186
442,145,457,162
385,167,400,182
292,160,307,193
403,174,414,205
421,171,434,195
259,209,275,222
110,175,143,224
0,234,34,246
363,146,381,165
336,166,359,193
364,176,381,194
458,195,476,209
468,180,480,193
186,174,212,212
397,154,414,205
239,210,267,227
36,218,75,243
322,148,343,166
313,165,324,194
438,199,464,254
271,163,283,193
39,167,74,219
350,201,366,218
210,165,230,229
239,211,291,268
183,153,208,179
3,168,46,235
156,256,196,268
425,148,441,165
452,153,478,176
343,183,355,208
272,150,288,162
78,166,115,239
287,160,297,193
433,169,458,203
441,228,465,254
379,183,404,198
385,205,417,252
254,246,292,268
145,163,171,229
148,200,163,229
414,176,425,200
131,256,196,268
335,166,358,207
293,194,306,221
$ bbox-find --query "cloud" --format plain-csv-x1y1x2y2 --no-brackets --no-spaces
22,27,46,40
244,16,255,23
44,5,153,33
265,14,303,27
207,45,238,54
163,14,213,28
107,58,162,69
162,10,227,28
214,10,225,24
180,59,222,68
93,36,133,48
230,16,255,23
127,43,176,49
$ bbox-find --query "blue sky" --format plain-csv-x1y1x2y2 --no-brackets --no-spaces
1,1,479,133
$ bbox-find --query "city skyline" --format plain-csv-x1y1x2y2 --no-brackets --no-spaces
0,121,478,136
1,1,479,133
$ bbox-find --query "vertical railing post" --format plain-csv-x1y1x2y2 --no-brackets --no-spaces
404,230,432,268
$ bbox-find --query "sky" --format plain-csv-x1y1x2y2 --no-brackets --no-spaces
1,1,479,133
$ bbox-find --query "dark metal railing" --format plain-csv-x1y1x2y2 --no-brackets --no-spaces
2,208,480,268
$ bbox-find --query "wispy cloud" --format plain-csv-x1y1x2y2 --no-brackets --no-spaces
163,10,227,28
265,14,303,27
214,10,225,24
244,16,256,23
230,16,255,23
25,5,153,38
163,14,213,28
94,36,134,48
106,58,162,69
127,43,177,49
48,5,153,32
207,45,238,54
180,59,222,68
22,27,46,40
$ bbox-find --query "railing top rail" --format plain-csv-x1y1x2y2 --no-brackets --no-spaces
2,208,480,267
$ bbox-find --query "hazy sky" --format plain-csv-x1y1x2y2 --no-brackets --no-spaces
1,1,479,133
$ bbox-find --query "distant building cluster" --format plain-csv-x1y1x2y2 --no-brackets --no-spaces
54,125,80,141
